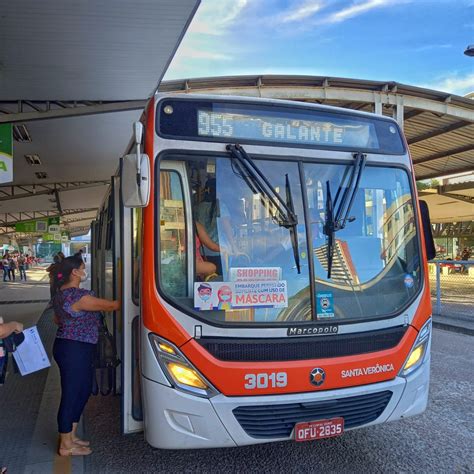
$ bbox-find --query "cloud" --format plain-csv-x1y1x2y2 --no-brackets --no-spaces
172,44,233,62
411,43,452,52
321,0,409,24
166,0,249,78
187,0,249,36
420,72,474,96
279,1,326,23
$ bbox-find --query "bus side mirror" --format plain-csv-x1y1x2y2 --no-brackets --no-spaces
419,200,436,261
121,153,150,208
121,122,150,208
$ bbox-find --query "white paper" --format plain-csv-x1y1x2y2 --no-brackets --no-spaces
12,326,51,376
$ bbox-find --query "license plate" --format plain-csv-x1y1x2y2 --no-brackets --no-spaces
294,417,344,442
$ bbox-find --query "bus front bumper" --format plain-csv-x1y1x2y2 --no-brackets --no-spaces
142,355,430,449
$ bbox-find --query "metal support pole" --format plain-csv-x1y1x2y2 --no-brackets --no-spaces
374,95,383,115
393,96,404,128
436,263,441,315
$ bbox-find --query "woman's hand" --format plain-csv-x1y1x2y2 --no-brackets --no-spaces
72,296,120,313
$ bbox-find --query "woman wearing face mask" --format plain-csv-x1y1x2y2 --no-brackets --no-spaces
52,256,119,456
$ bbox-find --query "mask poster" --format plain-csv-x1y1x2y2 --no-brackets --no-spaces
194,280,288,311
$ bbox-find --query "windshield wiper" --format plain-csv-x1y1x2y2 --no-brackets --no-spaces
285,173,301,273
323,152,367,279
323,181,336,279
226,144,297,228
227,144,301,273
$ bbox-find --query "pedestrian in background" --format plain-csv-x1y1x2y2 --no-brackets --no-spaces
1,255,9,282
7,255,16,281
18,253,27,281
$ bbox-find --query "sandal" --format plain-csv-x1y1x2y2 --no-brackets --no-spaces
58,446,92,456
72,438,90,447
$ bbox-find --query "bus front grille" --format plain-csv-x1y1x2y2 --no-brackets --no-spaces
199,326,407,362
233,391,393,439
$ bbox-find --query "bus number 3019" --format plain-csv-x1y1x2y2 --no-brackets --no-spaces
244,372,288,389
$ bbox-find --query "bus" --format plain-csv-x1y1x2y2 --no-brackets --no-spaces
91,93,435,449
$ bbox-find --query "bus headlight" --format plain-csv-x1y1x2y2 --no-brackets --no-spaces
148,334,218,398
400,319,431,377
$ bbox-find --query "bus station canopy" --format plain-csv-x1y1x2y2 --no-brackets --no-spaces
1,50,473,236
160,75,474,182
159,75,474,227
0,0,200,239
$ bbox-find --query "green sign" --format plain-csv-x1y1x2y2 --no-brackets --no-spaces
15,217,61,233
42,230,69,242
0,124,13,184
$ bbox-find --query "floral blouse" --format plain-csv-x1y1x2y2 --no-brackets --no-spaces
53,287,101,344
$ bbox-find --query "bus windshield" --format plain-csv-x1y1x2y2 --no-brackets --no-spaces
158,155,421,325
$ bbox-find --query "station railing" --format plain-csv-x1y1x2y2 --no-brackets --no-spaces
428,260,473,319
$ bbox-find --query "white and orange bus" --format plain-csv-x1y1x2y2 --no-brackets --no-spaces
91,93,435,448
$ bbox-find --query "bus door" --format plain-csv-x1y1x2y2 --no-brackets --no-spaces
111,176,122,394
158,159,194,297
120,174,144,434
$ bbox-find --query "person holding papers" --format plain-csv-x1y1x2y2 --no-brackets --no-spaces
0,317,23,338
52,256,120,457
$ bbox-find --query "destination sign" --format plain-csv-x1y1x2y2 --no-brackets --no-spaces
197,110,377,149
157,99,406,154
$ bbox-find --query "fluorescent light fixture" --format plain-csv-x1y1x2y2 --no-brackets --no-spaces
24,154,42,165
13,124,32,142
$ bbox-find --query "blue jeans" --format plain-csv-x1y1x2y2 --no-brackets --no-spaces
3,267,9,281
53,338,95,433
19,265,26,280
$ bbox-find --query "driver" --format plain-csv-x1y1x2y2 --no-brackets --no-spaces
195,222,220,280
196,178,235,271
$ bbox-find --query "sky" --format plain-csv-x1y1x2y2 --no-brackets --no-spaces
165,0,474,96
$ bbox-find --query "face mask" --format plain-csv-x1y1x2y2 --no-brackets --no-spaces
80,270,88,283
200,293,210,302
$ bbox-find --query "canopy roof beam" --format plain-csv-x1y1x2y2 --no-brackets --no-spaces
432,221,473,237
412,144,474,165
0,181,109,202
179,85,474,122
0,100,146,124
0,208,98,229
408,121,472,145
439,181,474,193
438,192,474,205
416,164,474,180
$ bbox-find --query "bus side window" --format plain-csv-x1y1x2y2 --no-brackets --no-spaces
132,208,143,304
159,170,187,298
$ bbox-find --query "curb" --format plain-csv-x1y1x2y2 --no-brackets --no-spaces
433,321,474,337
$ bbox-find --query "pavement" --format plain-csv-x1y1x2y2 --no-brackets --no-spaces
0,269,472,473
0,266,85,474
82,328,474,473
429,273,474,336
432,313,474,336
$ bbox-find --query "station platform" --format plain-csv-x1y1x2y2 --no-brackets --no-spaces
1,267,473,473
0,267,81,473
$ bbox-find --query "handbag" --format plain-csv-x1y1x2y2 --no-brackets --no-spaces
95,314,120,370
92,314,120,396
0,340,7,385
